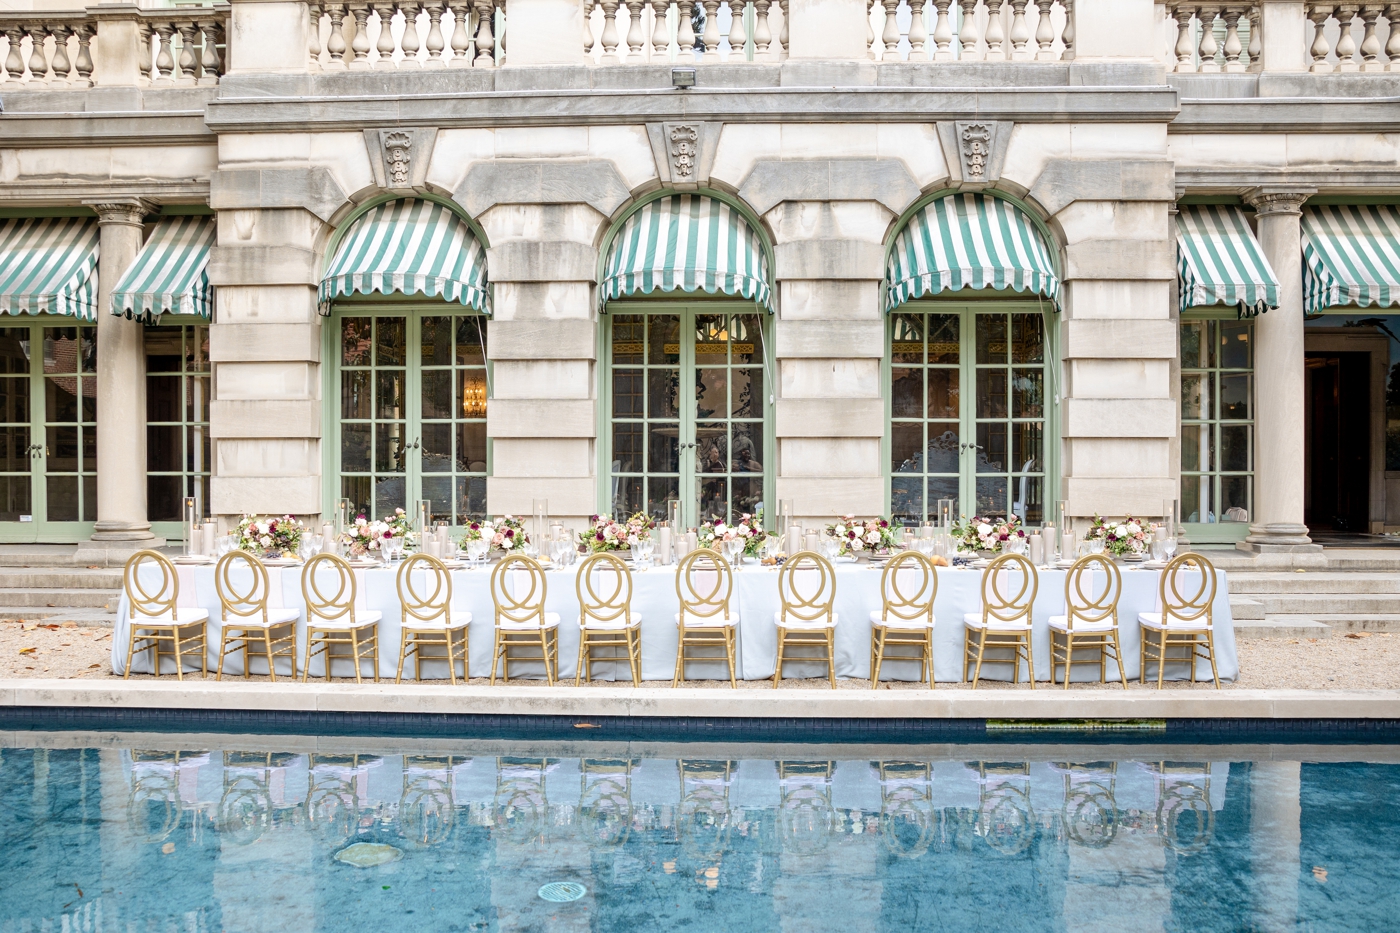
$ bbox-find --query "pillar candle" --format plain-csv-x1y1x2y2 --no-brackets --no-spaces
1028,533,1043,566
803,531,819,553
920,523,934,538
787,523,802,555
674,534,690,561
437,525,450,551
658,526,672,565
321,522,335,553
201,522,216,557
1061,531,1076,561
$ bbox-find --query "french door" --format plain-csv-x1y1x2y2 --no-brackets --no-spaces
606,304,771,527
0,321,97,542
333,307,489,527
889,303,1052,526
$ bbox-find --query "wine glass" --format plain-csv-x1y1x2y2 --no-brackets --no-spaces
1163,536,1178,562
1150,536,1166,562
820,537,841,563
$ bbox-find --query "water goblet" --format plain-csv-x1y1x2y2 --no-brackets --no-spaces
1163,536,1178,562
1006,535,1027,556
1150,537,1166,562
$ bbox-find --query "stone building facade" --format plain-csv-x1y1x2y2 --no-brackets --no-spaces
1,0,1398,559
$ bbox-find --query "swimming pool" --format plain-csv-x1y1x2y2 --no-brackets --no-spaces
1,730,1395,932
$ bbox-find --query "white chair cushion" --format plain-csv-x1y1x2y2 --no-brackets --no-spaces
498,612,561,631
579,613,641,631
870,609,934,629
963,611,1031,631
675,612,738,629
403,610,473,630
1138,611,1211,631
775,610,838,630
1048,614,1115,633
309,609,383,630
221,607,300,629
131,607,209,627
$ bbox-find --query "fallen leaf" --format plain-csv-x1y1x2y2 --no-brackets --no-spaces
1345,633,1373,639
1313,866,1328,883
18,647,35,654
86,566,100,570
21,623,36,631
87,664,100,670
44,604,55,608
40,624,59,630
161,843,175,855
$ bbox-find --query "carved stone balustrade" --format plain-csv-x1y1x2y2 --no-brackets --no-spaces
1163,3,1262,73
868,0,1073,63
308,1,504,69
1303,2,1400,72
582,0,785,63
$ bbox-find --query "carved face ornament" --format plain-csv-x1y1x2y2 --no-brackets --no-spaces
670,125,699,179
385,132,412,187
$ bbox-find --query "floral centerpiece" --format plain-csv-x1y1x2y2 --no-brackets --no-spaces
1086,514,1148,557
585,512,654,553
341,514,398,557
698,511,769,557
950,515,1026,554
236,515,304,558
458,515,529,553
824,515,900,556
384,507,414,547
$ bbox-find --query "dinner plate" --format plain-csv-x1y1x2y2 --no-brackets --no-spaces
171,555,214,565
262,558,302,567
1055,559,1078,568
345,559,381,568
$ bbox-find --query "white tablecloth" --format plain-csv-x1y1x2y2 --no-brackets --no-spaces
113,560,1238,683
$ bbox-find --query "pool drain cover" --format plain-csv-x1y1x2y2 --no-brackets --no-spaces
538,882,587,903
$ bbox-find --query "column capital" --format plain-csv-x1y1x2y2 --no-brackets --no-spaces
82,198,151,227
1244,187,1317,217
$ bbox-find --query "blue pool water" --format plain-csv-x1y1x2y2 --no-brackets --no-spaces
2,733,1397,932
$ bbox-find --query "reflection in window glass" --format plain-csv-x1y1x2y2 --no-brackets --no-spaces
1181,319,1253,525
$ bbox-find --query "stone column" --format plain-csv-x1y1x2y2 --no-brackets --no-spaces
81,199,158,554
1243,188,1319,552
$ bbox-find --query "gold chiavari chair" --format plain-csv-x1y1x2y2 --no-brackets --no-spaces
1049,553,1126,689
122,549,209,680
673,548,738,687
575,552,641,686
870,550,937,688
395,553,472,684
774,551,838,689
301,553,382,683
1138,552,1220,688
962,552,1038,689
214,550,299,681
490,554,559,685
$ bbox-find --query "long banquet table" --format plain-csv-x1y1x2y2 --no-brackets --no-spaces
113,560,1238,683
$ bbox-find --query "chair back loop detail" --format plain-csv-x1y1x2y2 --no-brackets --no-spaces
577,553,633,627
880,551,937,626
215,550,272,625
491,554,548,628
398,552,453,626
124,550,180,621
676,548,733,624
777,551,836,625
301,553,359,624
1064,554,1120,631
1160,553,1216,628
981,553,1038,624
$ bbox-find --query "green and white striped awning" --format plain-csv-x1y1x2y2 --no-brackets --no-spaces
601,195,773,311
319,199,489,312
1302,204,1400,313
1176,205,1279,317
111,215,215,323
0,216,100,322
885,193,1060,312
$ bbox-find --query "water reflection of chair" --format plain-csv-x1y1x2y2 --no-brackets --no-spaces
399,755,463,847
1146,761,1215,854
873,760,936,858
1051,761,1119,848
494,757,554,845
973,762,1036,856
678,760,736,864
220,751,298,846
579,758,634,846
777,761,836,853
128,750,209,843
306,754,378,845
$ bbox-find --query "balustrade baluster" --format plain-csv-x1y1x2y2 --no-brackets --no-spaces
473,0,496,65
372,3,396,67
401,2,423,66
599,0,621,62
1308,4,1333,71
50,26,72,84
677,0,697,57
985,0,1006,59
1247,4,1261,70
1034,0,1055,60
957,0,980,61
778,0,787,58
25,24,49,84
1059,0,1072,59
701,0,721,60
582,0,595,57
867,0,877,59
324,3,347,67
74,24,94,85
880,0,901,60
1171,6,1194,72
136,22,153,81
727,0,747,60
1196,7,1219,72
448,1,471,64
424,1,445,64
3,28,23,81
1386,4,1400,70
154,23,177,84
651,0,672,59
1359,4,1383,70
907,0,929,60
308,2,324,69
350,5,373,68
180,23,203,82
753,0,774,60
202,20,225,81
625,0,645,62
1222,9,1243,71
1335,4,1359,71
1009,0,1032,59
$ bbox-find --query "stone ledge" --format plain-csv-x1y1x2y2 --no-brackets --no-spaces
2,681,1398,720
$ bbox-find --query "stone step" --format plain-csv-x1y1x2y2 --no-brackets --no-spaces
1229,596,1265,620
0,588,118,609
0,606,116,626
0,568,122,589
1268,613,1400,633
1227,572,1400,595
1232,618,1333,639
1250,594,1400,615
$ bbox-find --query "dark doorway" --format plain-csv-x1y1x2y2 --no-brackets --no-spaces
1306,352,1371,532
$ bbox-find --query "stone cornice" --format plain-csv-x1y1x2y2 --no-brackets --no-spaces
0,111,213,147
1174,169,1400,196
0,181,210,207
1174,97,1400,133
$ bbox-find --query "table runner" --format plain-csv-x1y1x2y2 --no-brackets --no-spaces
113,561,1238,682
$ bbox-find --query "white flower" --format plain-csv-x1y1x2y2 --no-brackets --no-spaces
258,535,272,547
977,523,992,535
864,530,880,544
834,525,846,537
850,538,865,551
1113,524,1128,537
714,522,728,536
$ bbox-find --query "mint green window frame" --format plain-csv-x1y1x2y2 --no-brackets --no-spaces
145,319,211,542
597,300,775,527
321,300,492,527
884,297,1061,526
1180,310,1254,545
